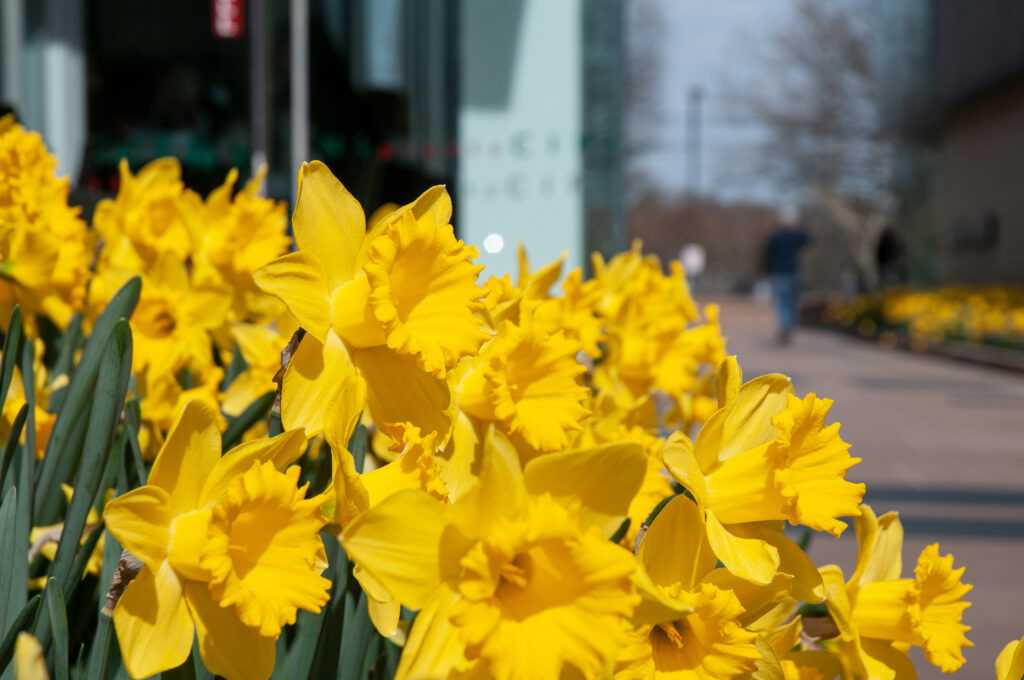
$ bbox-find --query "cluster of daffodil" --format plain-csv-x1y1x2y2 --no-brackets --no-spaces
829,286,1024,351
0,116,997,680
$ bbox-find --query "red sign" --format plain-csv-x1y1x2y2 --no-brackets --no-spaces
212,0,244,39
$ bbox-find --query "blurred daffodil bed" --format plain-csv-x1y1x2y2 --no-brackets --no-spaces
828,287,1024,352
0,114,998,680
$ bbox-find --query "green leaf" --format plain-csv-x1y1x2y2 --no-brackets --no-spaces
0,306,23,410
0,488,17,631
35,277,139,523
220,344,248,390
84,613,113,680
99,530,121,616
9,437,32,632
349,424,367,474
0,594,40,674
122,398,146,487
97,423,129,513
0,403,27,492
18,338,35,463
162,652,198,680
609,517,630,544
44,579,69,680
280,609,325,679
190,640,213,680
66,522,105,594
47,313,83,414
306,541,347,679
221,391,275,451
337,590,374,680
268,407,283,437
48,321,133,596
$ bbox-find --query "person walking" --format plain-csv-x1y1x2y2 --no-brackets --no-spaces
763,206,809,345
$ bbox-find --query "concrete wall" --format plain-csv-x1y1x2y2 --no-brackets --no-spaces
941,78,1024,285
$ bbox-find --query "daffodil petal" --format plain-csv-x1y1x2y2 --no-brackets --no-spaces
409,184,453,224
352,345,453,442
253,251,333,343
366,597,404,644
293,160,365,286
631,562,694,626
200,428,308,506
700,566,793,626
185,581,276,680
819,564,856,641
442,410,484,504
695,373,793,468
704,512,780,586
357,185,454,271
14,633,48,680
860,638,917,680
395,586,469,680
661,431,708,506
787,650,843,680
112,561,194,680
166,509,213,582
637,494,717,592
103,485,171,567
852,504,904,586
996,636,1024,680
281,331,360,438
449,427,525,536
327,445,369,528
221,373,273,417
523,441,646,537
342,490,446,610
771,393,864,537
148,400,222,518
754,527,825,604
322,365,368,454
331,274,386,348
715,355,742,408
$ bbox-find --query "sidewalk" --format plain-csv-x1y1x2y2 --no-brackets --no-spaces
709,296,1024,679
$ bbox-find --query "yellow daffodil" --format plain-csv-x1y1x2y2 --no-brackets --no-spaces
0,115,90,331
588,243,724,433
136,364,226,458
29,485,107,588
342,431,646,680
571,402,671,549
14,633,49,680
92,158,194,271
531,267,606,358
221,316,298,417
456,312,590,455
187,167,291,324
996,635,1024,680
350,423,450,638
617,494,762,680
119,253,230,377
255,161,487,443
820,505,972,678
103,400,330,680
664,357,864,586
745,600,843,680
0,340,62,459
320,383,449,642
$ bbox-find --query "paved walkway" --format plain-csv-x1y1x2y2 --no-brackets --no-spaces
710,296,1024,679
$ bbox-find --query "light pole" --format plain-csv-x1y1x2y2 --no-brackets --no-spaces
685,84,702,201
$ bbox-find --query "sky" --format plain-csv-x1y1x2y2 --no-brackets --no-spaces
627,0,799,205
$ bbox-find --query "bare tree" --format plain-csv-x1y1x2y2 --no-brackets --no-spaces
731,0,891,290
624,0,667,203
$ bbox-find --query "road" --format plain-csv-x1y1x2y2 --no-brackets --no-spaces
711,296,1024,679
